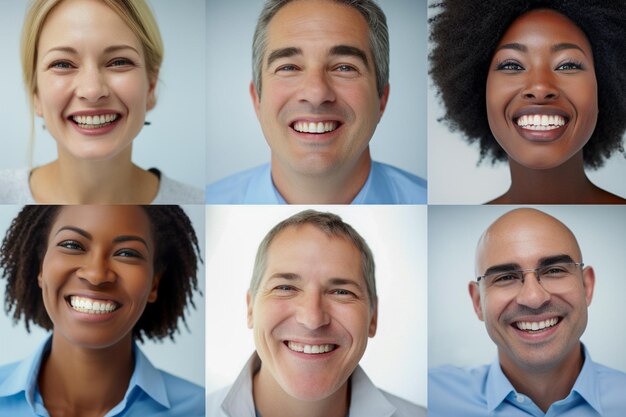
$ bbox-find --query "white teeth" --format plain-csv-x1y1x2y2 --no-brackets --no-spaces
287,341,336,354
72,113,118,128
515,317,559,331
293,120,339,134
69,296,117,314
516,114,566,130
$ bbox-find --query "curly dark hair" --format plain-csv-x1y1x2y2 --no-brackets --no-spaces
429,0,626,168
0,205,201,343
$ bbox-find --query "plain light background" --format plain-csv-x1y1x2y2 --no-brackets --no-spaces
206,0,428,185
428,205,626,373
205,205,428,407
0,0,205,190
0,205,206,387
426,2,626,204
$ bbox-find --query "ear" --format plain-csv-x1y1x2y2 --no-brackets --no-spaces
246,291,254,329
250,81,261,120
38,271,43,288
368,300,378,337
378,83,390,118
582,265,595,306
468,281,484,321
34,93,43,117
146,67,160,111
147,273,161,303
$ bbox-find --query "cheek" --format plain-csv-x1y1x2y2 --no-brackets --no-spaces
37,75,72,116
110,72,151,111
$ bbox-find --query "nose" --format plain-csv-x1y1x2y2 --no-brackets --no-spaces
515,271,551,309
295,292,330,330
297,68,336,107
75,65,110,102
78,252,116,286
521,67,559,102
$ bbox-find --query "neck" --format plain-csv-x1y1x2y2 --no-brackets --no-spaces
30,148,159,204
253,366,349,417
38,333,134,417
491,152,624,204
499,343,584,413
270,150,371,204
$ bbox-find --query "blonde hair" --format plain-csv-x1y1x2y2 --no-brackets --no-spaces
20,0,164,165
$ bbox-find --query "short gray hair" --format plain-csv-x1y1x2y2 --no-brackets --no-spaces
249,210,377,310
252,0,389,98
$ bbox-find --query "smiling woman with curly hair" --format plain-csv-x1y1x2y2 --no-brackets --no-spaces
429,0,626,204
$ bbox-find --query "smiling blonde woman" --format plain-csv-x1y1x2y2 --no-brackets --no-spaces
0,0,202,204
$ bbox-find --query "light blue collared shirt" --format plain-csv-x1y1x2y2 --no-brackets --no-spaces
0,336,204,417
428,345,626,417
205,161,427,204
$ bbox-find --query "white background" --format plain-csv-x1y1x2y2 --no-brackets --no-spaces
0,205,206,387
428,205,626,372
206,0,428,185
205,205,428,407
0,0,206,190
426,2,626,204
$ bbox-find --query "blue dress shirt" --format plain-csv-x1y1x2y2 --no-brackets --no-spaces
0,336,204,417
205,161,427,204
429,346,626,416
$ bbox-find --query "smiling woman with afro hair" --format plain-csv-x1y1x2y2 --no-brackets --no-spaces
429,0,626,204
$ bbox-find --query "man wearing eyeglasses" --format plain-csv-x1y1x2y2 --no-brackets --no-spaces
429,207,626,417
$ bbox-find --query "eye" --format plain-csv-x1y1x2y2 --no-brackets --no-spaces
330,288,356,297
491,273,520,284
276,64,299,73
274,285,295,292
50,60,74,70
334,64,357,72
109,58,134,67
114,248,143,259
556,61,584,71
541,265,569,277
495,60,524,71
57,240,84,251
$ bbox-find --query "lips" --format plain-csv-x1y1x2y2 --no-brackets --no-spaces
67,110,122,131
66,295,121,315
512,107,571,142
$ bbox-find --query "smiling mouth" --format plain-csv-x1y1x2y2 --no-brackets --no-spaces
514,317,560,333
67,295,120,315
71,114,120,129
286,341,337,354
292,121,340,134
515,114,567,131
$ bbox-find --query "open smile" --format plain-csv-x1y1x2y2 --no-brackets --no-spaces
515,114,568,131
70,113,120,129
290,120,341,134
66,295,121,315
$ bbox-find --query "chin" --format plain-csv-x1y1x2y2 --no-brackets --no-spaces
280,374,344,402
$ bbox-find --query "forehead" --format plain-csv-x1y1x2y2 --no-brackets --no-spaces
477,211,581,271
51,206,152,241
265,0,370,58
38,0,142,53
498,8,592,53
264,224,363,281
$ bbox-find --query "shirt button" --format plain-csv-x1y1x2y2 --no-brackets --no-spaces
516,394,525,403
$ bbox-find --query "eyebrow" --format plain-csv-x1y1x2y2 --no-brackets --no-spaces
44,44,140,56
266,47,302,69
266,45,370,69
266,273,363,289
482,254,577,276
495,42,586,55
55,226,149,249
329,45,369,69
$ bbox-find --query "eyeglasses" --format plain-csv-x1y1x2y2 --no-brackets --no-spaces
477,262,584,291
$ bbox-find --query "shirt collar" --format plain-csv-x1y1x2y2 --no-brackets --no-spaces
221,352,397,417
486,344,602,415
221,353,259,417
263,163,378,205
0,334,52,409
0,336,172,413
